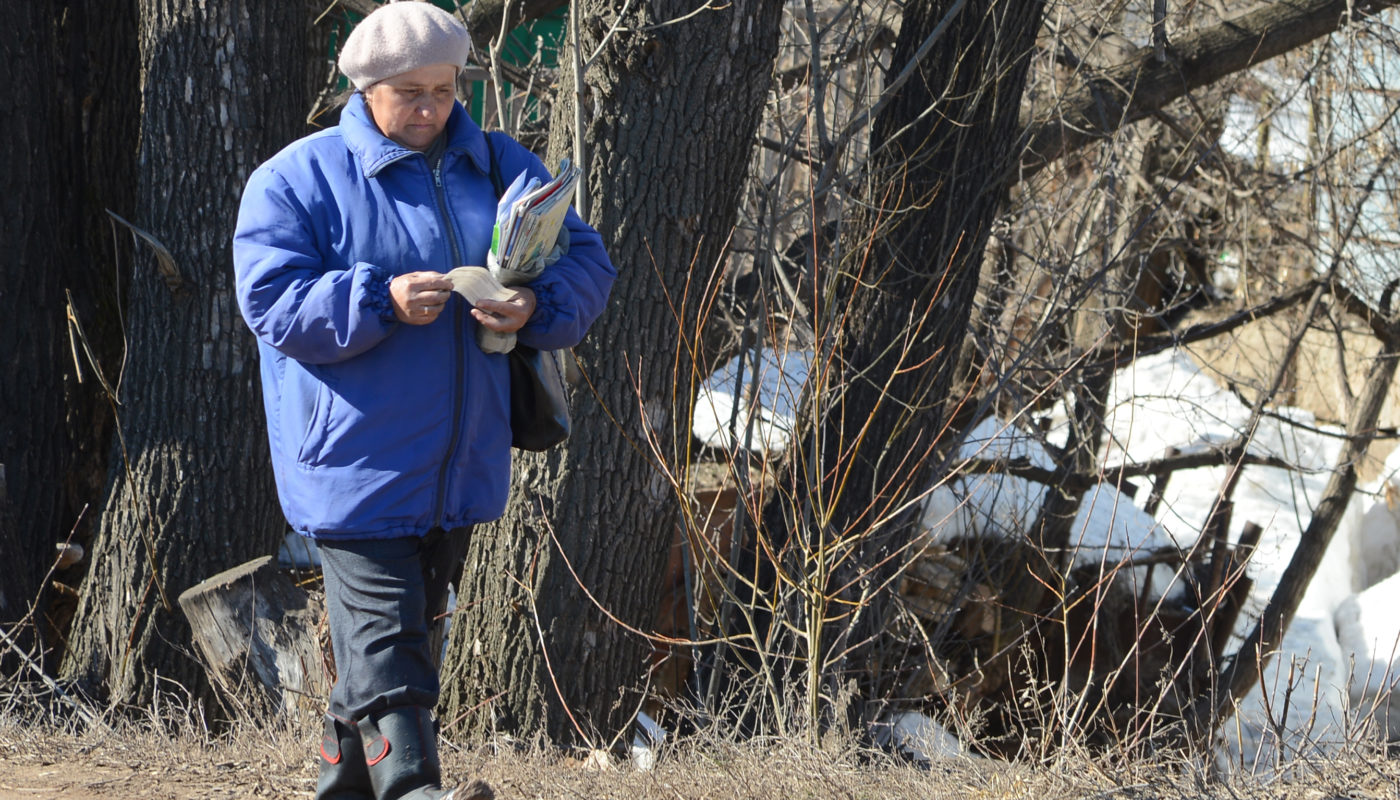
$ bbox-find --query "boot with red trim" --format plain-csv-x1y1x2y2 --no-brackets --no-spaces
357,706,492,800
317,713,374,800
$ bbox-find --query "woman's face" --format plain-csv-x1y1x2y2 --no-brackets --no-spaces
363,63,458,152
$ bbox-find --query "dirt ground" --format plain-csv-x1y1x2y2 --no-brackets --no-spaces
0,711,976,800
4,714,1400,800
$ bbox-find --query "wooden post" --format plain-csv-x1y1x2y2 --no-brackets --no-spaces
1207,521,1263,658
178,556,328,716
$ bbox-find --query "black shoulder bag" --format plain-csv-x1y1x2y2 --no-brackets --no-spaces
485,134,571,451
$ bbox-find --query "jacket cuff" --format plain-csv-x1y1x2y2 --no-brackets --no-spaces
360,265,397,323
525,277,559,332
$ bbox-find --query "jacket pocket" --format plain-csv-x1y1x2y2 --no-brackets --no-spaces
281,363,333,468
299,383,333,467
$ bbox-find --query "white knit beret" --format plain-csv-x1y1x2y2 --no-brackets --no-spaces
339,2,472,90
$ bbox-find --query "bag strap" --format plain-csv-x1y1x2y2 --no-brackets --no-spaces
484,132,505,198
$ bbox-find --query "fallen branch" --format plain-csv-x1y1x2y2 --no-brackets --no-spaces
958,446,1299,493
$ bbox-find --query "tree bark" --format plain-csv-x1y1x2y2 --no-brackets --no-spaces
440,0,786,744
59,0,306,706
0,1,138,653
819,0,1047,554
0,0,79,638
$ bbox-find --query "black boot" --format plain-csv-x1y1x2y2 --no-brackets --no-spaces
358,706,493,800
317,713,374,800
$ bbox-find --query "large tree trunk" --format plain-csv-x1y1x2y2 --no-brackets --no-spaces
0,0,80,641
59,0,306,705
755,0,1048,720
440,0,785,744
819,0,1046,572
0,2,137,658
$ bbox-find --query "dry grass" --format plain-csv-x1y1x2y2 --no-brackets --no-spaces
2,694,1400,800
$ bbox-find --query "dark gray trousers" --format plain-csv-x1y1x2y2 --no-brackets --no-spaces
317,526,472,720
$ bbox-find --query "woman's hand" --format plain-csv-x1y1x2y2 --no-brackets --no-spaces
472,287,536,333
391,272,453,325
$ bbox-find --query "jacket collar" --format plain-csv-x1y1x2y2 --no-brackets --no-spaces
341,92,490,178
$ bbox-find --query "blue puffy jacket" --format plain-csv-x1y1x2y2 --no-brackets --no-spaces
233,94,615,540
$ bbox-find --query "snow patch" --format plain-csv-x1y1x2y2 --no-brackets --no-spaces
692,349,813,454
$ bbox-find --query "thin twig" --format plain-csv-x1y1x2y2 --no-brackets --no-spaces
0,624,106,732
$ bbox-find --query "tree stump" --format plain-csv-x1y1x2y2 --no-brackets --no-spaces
178,556,327,717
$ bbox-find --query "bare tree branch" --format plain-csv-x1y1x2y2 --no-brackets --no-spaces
321,0,567,49
1019,0,1400,179
461,0,568,50
959,447,1301,492
1333,280,1400,346
774,23,897,93
1082,280,1322,374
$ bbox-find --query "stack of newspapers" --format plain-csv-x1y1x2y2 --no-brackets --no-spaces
489,158,581,284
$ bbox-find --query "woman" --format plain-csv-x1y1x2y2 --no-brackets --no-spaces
232,3,616,799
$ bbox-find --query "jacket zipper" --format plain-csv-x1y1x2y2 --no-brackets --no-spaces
431,158,467,528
